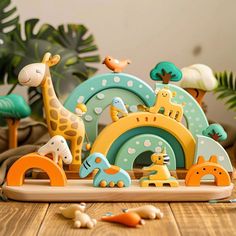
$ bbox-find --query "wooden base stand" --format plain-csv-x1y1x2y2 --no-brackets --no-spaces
2,179,233,202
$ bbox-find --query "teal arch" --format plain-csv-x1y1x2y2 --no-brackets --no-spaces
64,73,155,110
81,88,144,144
115,134,176,170
64,73,156,145
106,126,185,168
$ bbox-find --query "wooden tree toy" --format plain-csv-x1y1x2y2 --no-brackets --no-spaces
101,212,145,227
18,52,86,171
103,56,131,73
150,61,182,84
202,124,227,142
140,149,179,187
79,152,131,187
123,205,164,220
185,155,231,186
0,94,31,148
110,97,129,122
38,135,73,168
7,153,67,186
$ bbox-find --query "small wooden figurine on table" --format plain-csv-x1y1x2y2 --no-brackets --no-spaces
140,148,179,187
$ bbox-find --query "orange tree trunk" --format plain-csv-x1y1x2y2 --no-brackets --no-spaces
6,118,20,149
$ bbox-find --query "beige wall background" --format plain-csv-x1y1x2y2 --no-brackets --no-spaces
7,0,236,126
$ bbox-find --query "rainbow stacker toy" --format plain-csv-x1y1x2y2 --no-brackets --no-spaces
2,53,234,202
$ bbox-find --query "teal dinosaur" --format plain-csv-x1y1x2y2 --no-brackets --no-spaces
79,152,131,187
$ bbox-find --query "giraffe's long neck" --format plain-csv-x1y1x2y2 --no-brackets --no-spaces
41,74,62,128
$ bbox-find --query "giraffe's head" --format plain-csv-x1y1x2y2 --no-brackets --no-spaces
18,52,60,87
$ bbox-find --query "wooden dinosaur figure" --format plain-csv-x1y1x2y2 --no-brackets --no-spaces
138,87,184,122
140,148,179,187
185,155,231,186
79,152,131,187
18,52,85,171
103,56,131,73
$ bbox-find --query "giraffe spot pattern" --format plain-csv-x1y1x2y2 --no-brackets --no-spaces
75,155,80,161
50,109,58,120
50,120,57,131
48,79,51,85
60,118,67,123
76,150,80,153
71,122,78,129
48,88,54,96
77,136,82,145
59,125,67,131
70,115,77,122
64,130,77,136
50,98,60,108
60,109,68,117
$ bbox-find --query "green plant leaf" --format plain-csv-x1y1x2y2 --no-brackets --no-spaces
0,0,19,33
53,24,100,74
214,71,236,112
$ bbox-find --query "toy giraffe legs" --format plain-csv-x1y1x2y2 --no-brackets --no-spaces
69,133,85,171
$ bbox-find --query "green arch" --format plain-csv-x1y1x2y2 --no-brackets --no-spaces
106,126,185,168
64,73,155,110
64,73,156,145
81,88,144,144
115,134,176,170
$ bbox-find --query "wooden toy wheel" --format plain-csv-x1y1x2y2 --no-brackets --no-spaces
117,181,124,188
109,181,115,187
100,180,107,187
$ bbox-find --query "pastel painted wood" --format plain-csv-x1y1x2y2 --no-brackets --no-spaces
6,153,67,186
185,156,231,186
91,113,195,169
18,53,85,171
115,134,176,171
79,152,131,187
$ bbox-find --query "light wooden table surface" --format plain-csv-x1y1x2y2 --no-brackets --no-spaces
0,147,235,236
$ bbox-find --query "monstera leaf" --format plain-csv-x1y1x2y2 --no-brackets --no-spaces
0,0,19,84
0,0,19,33
53,24,100,75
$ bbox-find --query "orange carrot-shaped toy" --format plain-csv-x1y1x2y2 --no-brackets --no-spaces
101,212,145,227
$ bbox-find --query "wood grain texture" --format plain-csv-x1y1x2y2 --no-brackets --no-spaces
38,203,180,236
0,202,48,236
169,179,236,236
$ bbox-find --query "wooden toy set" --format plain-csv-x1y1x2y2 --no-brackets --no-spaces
2,52,234,202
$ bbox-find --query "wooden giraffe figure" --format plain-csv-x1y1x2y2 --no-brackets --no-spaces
18,52,85,171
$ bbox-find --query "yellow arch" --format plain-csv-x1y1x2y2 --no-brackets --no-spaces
91,113,196,169
7,153,67,186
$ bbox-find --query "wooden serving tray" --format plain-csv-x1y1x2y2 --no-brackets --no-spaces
2,179,233,202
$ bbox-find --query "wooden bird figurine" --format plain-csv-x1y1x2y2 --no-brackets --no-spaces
103,56,131,73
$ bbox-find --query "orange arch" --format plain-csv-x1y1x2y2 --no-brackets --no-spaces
7,153,67,186
185,158,231,186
